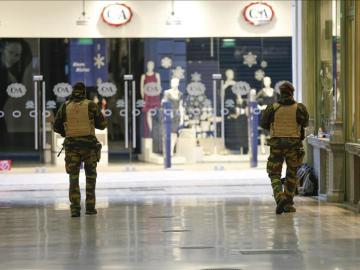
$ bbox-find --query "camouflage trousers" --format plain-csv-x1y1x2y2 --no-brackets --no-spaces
267,146,304,203
65,148,97,214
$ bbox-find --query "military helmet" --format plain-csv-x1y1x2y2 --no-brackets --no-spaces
70,82,86,100
279,81,295,95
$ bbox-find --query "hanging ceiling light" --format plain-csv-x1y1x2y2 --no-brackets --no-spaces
166,0,182,26
76,0,90,25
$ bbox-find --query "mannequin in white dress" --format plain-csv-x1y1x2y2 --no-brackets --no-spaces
256,76,278,154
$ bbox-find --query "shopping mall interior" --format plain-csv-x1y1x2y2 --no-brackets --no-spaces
0,0,360,269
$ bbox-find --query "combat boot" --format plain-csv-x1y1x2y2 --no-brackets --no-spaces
85,208,97,215
284,204,296,213
71,212,80,217
276,196,290,215
70,205,81,218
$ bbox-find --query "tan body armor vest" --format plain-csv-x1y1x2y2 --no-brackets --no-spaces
64,100,95,137
270,103,301,138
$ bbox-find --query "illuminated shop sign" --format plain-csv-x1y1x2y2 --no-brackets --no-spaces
97,82,117,97
102,3,133,27
53,83,73,98
243,2,274,26
6,83,27,98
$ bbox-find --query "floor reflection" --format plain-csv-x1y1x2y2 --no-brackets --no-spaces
0,195,360,270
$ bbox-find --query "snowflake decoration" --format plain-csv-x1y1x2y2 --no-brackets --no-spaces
243,52,257,68
116,99,125,108
255,69,265,81
260,60,268,69
191,72,202,82
94,53,105,69
136,100,145,108
171,66,185,80
46,100,57,109
25,100,35,109
161,57,172,69
225,99,235,108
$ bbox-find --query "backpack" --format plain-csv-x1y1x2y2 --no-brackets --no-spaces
297,164,318,196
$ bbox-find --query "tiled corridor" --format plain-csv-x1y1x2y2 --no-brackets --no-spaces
0,170,359,270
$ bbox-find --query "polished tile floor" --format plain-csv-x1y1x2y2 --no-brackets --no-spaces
0,170,360,270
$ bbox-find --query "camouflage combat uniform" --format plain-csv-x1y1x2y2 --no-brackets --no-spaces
260,85,309,214
53,84,107,216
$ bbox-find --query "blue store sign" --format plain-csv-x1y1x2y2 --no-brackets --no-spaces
69,39,108,87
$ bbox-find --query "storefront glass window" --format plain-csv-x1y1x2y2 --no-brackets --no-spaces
318,0,335,136
0,37,293,164
346,1,357,140
356,1,360,141
334,0,342,123
0,38,40,158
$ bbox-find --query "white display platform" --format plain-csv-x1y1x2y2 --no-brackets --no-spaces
138,133,268,165
138,138,186,165
176,128,203,163
51,129,109,167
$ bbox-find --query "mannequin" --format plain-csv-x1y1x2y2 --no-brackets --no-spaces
162,77,184,156
140,61,161,137
223,69,248,154
256,76,279,154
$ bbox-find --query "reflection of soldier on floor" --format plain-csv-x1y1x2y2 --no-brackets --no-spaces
260,82,309,215
53,82,107,217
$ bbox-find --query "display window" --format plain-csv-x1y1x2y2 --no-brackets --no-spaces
315,0,343,138
350,0,360,142
0,37,292,165
345,0,357,141
317,0,334,137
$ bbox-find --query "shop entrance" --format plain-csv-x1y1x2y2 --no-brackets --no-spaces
0,37,293,169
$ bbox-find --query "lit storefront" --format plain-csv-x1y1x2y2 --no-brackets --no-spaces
0,1,293,167
302,0,360,207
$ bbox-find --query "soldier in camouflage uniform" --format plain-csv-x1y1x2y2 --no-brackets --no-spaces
53,82,107,217
260,81,309,215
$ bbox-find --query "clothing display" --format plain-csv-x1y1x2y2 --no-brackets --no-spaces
257,90,279,107
224,85,248,152
151,108,163,154
142,73,161,138
142,73,161,113
165,91,183,133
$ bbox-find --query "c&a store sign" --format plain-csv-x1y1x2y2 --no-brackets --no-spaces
102,3,133,27
243,2,274,26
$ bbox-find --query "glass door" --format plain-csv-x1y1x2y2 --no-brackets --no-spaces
0,38,41,162
105,38,144,164
43,38,138,167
